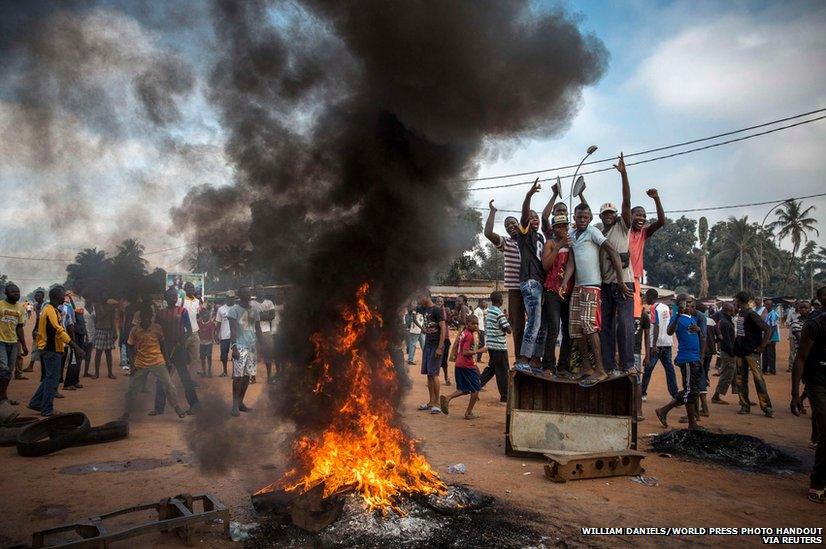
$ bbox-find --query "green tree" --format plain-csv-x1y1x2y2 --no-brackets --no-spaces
473,242,504,281
65,248,110,298
768,200,819,294
643,216,698,291
708,216,761,293
109,239,149,299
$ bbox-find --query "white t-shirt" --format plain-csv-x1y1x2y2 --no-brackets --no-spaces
253,299,276,333
215,304,231,340
652,302,673,347
473,307,487,332
271,304,284,334
182,296,201,333
409,312,423,335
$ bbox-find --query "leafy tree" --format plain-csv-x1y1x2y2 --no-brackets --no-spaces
768,200,819,294
65,248,110,298
708,216,761,294
473,242,504,281
643,216,698,291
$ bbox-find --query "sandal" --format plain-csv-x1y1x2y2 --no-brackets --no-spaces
655,408,668,428
417,404,430,411
578,373,607,388
439,395,449,415
464,413,480,420
807,488,825,504
430,406,442,414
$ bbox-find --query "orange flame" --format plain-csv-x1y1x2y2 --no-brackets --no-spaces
281,283,444,512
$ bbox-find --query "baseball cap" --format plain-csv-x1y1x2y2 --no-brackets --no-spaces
599,202,618,214
551,214,569,226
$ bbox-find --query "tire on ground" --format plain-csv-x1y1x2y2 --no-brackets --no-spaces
74,420,129,446
0,417,40,446
16,413,91,457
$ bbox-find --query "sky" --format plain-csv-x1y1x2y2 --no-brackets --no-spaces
1,0,824,292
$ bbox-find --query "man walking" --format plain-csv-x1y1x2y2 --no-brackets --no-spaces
1,283,28,405
215,292,235,377
733,291,774,417
153,288,199,415
252,285,276,383
181,282,202,382
23,289,44,373
405,302,424,365
480,291,511,403
641,288,679,400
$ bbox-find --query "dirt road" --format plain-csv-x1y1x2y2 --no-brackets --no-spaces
0,323,820,547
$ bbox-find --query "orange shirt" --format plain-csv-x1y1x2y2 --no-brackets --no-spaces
127,323,165,368
629,228,647,279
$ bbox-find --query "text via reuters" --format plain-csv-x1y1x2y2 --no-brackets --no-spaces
580,527,823,544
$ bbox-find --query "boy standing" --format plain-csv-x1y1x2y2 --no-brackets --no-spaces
440,315,485,419
654,295,704,430
480,291,511,403
197,309,216,377
228,287,260,416
484,200,524,353
541,213,574,373
418,294,446,414
515,179,547,370
215,292,235,377
762,299,780,375
123,306,186,420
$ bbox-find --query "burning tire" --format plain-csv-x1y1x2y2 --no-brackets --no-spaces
16,413,91,457
74,420,129,446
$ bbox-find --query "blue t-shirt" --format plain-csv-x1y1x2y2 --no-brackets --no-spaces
569,225,607,287
227,304,259,350
765,310,780,343
674,314,701,363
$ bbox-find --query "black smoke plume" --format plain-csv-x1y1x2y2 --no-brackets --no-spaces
177,0,608,470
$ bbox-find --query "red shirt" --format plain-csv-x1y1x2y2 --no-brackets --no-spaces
544,246,573,294
198,319,215,343
629,229,647,279
455,329,477,369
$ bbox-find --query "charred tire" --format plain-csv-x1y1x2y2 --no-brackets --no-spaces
74,420,129,446
16,413,91,457
0,417,39,446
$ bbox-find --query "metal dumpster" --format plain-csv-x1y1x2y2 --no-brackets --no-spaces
505,369,644,482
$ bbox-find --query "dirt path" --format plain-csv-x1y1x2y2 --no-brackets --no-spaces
0,322,820,547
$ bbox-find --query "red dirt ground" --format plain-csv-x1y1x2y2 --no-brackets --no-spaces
0,319,821,548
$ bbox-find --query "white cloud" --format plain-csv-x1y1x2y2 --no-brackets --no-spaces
634,11,826,120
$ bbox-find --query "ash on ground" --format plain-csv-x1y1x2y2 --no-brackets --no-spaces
245,485,559,548
649,429,801,473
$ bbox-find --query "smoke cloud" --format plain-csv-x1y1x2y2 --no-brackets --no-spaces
174,0,608,470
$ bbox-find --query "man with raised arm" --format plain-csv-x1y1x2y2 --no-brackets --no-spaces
629,188,665,318
484,200,524,352
598,153,635,377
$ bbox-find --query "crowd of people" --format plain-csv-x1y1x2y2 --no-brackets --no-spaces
402,154,825,504
0,282,284,420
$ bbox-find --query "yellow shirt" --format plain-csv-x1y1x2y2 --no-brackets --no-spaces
0,300,26,343
127,323,165,368
36,304,72,352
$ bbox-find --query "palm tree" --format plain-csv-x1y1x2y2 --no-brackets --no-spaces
65,248,110,297
698,216,709,298
768,200,819,294
710,216,760,292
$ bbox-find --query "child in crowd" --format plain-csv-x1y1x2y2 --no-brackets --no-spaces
654,294,704,430
197,309,216,377
479,291,511,403
440,315,486,419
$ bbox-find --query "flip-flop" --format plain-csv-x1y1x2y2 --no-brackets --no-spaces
417,404,430,411
578,374,606,388
430,406,442,414
439,395,449,415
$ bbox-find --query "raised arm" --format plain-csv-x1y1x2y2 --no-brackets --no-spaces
484,200,503,247
521,178,541,228
613,153,631,227
541,179,561,238
600,240,633,298
645,188,665,237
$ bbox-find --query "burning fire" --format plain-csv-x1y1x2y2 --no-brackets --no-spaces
259,283,444,512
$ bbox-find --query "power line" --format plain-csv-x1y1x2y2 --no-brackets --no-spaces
469,114,826,191
0,243,190,263
474,191,826,215
463,107,826,183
